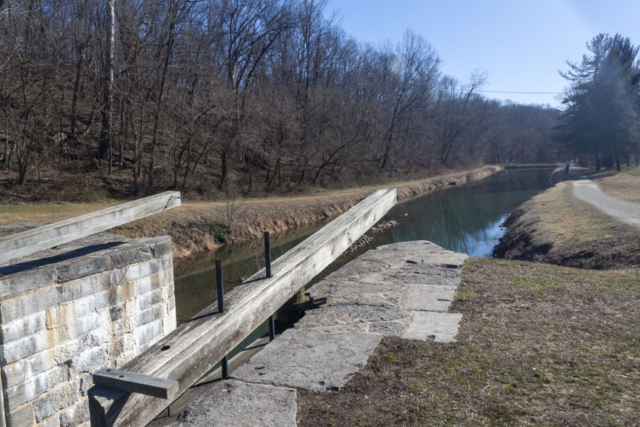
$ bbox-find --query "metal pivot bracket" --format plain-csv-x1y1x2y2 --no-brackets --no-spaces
278,292,327,313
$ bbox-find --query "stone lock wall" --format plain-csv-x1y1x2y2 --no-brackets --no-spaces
0,230,177,427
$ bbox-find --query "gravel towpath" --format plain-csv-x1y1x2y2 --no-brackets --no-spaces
572,177,640,228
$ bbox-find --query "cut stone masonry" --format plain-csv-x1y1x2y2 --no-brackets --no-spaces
174,240,467,426
0,224,177,427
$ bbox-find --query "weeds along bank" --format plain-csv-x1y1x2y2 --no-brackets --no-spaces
1,166,502,259
495,168,640,269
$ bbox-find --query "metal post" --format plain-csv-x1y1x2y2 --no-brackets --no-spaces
216,259,224,313
264,232,276,341
215,259,229,379
264,231,272,278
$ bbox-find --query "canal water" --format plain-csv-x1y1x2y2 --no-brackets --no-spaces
173,168,553,325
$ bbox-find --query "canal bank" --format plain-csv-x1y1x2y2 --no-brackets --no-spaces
174,168,553,323
495,167,640,269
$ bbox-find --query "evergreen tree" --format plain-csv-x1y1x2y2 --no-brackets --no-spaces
558,33,640,171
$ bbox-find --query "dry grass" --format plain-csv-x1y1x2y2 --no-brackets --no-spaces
495,181,640,269
0,166,501,258
297,258,640,426
596,167,640,203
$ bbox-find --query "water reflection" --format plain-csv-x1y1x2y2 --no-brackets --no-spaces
173,169,552,323
379,168,552,256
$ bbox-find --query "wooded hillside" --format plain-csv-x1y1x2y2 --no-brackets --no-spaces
0,0,558,200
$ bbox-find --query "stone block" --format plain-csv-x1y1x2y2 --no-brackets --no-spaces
106,281,136,307
26,336,89,378
58,273,111,304
5,366,67,411
402,284,457,312
108,245,153,269
0,286,58,323
154,238,173,258
108,304,125,323
369,321,406,335
58,292,109,321
233,329,381,392
55,256,111,283
70,373,93,397
68,346,108,378
0,268,56,301
176,381,297,427
136,288,163,312
38,414,60,427
162,309,177,334
135,319,163,347
124,259,162,283
59,399,89,427
135,304,167,327
3,360,26,388
1,330,48,365
401,312,463,343
7,403,34,427
71,310,110,341
33,383,74,423
295,296,409,329
159,253,173,271
1,312,47,345
135,270,169,296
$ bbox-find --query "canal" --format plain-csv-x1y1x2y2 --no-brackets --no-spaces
173,168,553,324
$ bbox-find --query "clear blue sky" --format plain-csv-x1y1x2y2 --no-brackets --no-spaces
326,0,640,108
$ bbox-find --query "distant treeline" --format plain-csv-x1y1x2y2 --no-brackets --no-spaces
558,33,640,170
0,0,559,196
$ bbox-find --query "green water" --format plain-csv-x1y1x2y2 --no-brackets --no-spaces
173,168,553,324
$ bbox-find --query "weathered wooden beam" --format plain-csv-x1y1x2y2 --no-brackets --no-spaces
0,191,181,266
88,188,396,427
93,369,179,400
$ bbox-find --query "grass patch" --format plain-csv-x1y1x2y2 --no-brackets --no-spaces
297,258,640,426
495,181,640,269
597,167,640,203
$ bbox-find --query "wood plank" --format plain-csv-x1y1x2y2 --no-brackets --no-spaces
93,369,179,400
88,188,396,427
148,336,271,426
0,191,180,266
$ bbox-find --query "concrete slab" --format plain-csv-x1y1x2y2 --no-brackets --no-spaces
232,329,381,392
401,312,463,343
173,381,297,427
402,284,457,312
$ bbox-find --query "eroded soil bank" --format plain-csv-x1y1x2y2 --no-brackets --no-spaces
0,166,502,259
494,168,640,269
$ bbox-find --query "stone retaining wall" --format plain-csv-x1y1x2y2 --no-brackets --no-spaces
0,227,177,427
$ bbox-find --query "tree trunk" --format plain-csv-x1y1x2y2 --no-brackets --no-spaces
99,0,115,162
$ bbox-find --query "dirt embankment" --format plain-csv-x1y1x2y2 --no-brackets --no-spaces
0,166,502,259
494,170,640,269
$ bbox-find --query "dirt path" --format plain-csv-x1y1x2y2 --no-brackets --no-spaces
573,177,640,228
1,166,502,258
